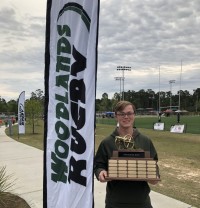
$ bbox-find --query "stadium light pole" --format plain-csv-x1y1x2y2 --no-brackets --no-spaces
179,60,182,110
158,66,161,113
169,80,176,109
115,77,124,101
194,89,199,113
117,66,132,100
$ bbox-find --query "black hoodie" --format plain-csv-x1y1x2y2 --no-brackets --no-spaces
94,128,158,208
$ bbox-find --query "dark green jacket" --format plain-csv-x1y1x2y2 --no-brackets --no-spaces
94,128,158,208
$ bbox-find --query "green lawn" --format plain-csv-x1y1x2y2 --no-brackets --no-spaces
5,118,200,207
95,124,200,207
96,115,200,134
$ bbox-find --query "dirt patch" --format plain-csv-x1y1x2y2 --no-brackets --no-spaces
159,158,200,184
155,157,200,207
0,192,31,208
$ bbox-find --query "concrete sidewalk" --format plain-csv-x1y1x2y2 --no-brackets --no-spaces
0,126,43,208
0,126,196,208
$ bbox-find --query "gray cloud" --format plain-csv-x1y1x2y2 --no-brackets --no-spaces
97,0,200,98
0,4,45,100
0,7,24,32
0,0,199,101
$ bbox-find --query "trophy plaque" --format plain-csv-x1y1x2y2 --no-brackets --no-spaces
106,134,160,181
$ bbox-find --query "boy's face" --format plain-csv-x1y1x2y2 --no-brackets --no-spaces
115,104,135,128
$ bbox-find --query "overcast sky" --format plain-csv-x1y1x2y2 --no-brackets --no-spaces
0,0,200,101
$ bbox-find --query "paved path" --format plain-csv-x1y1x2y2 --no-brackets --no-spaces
0,126,43,208
0,125,196,208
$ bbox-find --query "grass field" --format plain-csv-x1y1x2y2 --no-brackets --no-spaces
97,115,200,134
5,118,200,207
95,124,200,207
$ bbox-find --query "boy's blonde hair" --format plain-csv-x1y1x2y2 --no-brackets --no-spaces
114,101,136,114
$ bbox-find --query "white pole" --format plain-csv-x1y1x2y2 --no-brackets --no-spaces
122,70,124,100
179,60,182,110
159,66,161,113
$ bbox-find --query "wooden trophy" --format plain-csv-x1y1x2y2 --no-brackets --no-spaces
106,134,160,181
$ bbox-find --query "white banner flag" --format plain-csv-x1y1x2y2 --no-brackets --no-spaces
18,91,25,134
44,1,99,208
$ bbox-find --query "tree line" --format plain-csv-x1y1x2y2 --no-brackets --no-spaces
0,88,200,117
96,88,200,113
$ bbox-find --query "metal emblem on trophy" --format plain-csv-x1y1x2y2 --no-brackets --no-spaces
106,134,160,181
115,134,135,149
113,134,147,158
